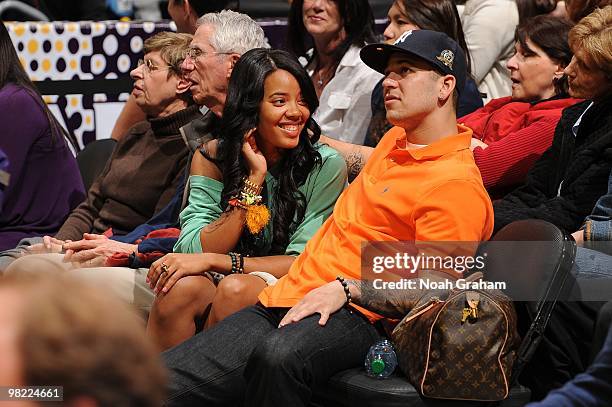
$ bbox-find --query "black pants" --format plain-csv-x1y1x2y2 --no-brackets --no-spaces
163,304,381,407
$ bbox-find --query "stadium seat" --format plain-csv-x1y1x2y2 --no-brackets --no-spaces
76,138,116,191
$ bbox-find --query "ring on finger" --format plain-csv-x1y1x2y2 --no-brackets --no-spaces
161,263,169,273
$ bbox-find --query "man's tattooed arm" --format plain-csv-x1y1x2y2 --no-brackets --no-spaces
318,135,374,182
346,151,366,182
346,280,424,319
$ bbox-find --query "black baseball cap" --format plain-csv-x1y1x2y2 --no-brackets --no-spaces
360,30,467,95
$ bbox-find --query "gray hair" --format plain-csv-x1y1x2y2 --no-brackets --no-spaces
196,10,269,54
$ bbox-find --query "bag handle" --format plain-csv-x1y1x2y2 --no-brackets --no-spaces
509,238,576,385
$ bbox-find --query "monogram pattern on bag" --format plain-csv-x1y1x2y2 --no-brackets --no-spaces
393,290,519,402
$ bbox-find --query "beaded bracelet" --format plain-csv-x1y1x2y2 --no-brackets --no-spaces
336,276,352,305
228,252,244,274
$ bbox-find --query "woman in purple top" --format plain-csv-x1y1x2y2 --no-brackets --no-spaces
0,22,85,251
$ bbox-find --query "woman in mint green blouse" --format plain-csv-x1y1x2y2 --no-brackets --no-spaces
146,49,347,351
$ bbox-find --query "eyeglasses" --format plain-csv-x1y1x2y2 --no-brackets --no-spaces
184,47,232,61
137,59,173,74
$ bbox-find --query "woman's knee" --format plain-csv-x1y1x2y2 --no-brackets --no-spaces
215,274,253,302
153,276,212,321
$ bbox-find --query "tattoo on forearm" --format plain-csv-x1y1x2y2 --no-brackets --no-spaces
203,213,231,232
352,280,422,319
346,152,365,182
346,280,360,297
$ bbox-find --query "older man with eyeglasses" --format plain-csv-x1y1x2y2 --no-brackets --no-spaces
110,0,236,142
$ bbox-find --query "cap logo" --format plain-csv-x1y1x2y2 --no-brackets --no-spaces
394,30,413,45
436,49,454,69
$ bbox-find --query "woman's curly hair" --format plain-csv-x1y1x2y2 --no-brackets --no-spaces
216,48,322,255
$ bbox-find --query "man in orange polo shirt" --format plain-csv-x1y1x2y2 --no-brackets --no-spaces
163,30,494,407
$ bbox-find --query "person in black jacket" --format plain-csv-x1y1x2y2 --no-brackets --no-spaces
493,6,612,234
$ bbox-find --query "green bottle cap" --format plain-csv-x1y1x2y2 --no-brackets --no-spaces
371,358,385,374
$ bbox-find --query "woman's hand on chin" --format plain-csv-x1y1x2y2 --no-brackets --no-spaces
242,128,267,183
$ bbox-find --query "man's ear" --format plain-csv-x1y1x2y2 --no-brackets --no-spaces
176,75,192,95
226,53,241,79
554,64,566,80
183,0,193,16
439,74,456,102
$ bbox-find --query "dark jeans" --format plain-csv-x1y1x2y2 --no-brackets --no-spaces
163,303,381,407
571,246,612,302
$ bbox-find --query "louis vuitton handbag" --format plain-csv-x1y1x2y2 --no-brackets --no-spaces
391,272,520,402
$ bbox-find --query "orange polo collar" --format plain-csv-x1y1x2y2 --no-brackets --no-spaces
390,124,473,161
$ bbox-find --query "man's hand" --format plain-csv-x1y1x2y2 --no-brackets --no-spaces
279,280,346,327
62,235,137,266
148,253,221,295
61,233,107,258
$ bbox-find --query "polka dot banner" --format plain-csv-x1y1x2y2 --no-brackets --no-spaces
103,34,119,56
130,36,143,54
90,54,107,75
8,20,175,81
117,54,132,74
6,20,175,147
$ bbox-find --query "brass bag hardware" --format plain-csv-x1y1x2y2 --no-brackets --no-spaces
461,292,480,323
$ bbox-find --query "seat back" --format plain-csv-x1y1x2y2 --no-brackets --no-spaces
476,219,577,384
76,139,117,191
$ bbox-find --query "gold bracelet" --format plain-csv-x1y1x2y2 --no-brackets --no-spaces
243,177,263,195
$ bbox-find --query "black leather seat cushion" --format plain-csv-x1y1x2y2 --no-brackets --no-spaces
312,368,531,407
